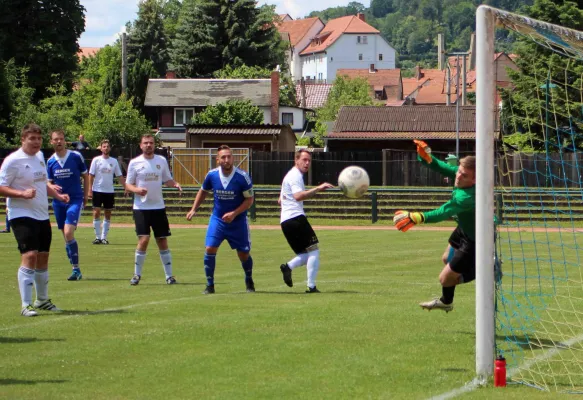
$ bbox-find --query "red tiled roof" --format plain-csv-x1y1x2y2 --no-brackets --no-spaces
277,17,322,48
78,47,100,59
336,69,401,87
328,131,477,139
295,83,333,109
300,15,379,55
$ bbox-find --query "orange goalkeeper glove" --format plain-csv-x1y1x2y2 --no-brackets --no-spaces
393,210,425,232
413,140,432,163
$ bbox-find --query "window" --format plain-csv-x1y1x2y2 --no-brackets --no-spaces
362,36,368,44
358,54,363,61
174,108,194,126
356,35,361,44
330,57,334,62
379,53,383,61
318,72,323,80
282,112,294,126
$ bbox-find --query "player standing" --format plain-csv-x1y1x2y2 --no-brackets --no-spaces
393,140,476,312
278,149,333,293
186,145,255,294
47,130,90,281
0,124,70,316
89,139,125,244
125,134,182,285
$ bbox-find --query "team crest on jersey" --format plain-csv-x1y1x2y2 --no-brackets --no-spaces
156,165,161,169
40,161,45,167
109,163,113,168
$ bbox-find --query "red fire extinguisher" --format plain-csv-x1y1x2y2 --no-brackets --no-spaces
494,355,507,387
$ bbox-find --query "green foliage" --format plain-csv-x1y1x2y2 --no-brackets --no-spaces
308,2,366,22
161,0,182,41
170,0,284,78
214,65,297,107
312,76,373,146
83,96,151,148
192,99,264,125
0,0,85,101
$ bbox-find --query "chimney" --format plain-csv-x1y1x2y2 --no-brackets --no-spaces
166,70,176,79
270,70,280,124
357,13,365,22
414,65,423,80
437,34,445,71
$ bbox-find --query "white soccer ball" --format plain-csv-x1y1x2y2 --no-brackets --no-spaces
338,166,370,199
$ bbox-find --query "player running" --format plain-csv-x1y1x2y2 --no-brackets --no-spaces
47,129,90,281
186,145,255,294
393,140,476,312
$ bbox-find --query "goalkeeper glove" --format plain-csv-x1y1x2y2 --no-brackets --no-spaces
413,139,432,163
393,210,425,232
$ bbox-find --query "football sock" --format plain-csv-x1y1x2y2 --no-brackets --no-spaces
159,249,173,278
134,250,146,276
287,253,309,269
441,286,456,305
34,269,49,301
18,266,34,307
306,250,320,288
204,253,216,286
66,240,79,269
93,219,101,239
241,256,253,282
101,219,110,240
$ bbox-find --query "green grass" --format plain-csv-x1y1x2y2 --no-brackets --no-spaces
0,227,573,399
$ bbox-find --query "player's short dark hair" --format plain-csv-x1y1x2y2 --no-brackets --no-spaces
50,129,65,138
100,139,110,147
460,156,475,171
295,149,311,160
21,123,42,139
217,145,231,152
141,134,155,143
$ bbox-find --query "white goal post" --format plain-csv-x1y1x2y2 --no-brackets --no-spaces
475,5,583,383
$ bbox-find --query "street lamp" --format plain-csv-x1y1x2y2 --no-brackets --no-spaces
539,76,557,186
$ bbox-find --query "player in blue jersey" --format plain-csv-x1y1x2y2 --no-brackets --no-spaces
47,130,90,281
186,145,255,294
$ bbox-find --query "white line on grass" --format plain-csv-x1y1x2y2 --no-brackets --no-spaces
428,332,583,399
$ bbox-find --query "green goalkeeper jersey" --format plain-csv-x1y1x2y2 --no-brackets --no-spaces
418,156,476,241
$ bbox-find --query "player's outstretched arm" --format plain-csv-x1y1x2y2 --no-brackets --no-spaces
186,189,208,221
293,182,334,201
164,179,182,191
393,210,425,232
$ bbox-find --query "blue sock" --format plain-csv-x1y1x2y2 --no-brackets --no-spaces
204,253,216,286
241,256,253,282
66,240,80,269
65,243,72,264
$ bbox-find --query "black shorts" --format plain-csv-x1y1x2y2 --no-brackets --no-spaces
133,209,171,238
281,215,319,254
448,226,476,283
92,191,115,210
11,217,52,254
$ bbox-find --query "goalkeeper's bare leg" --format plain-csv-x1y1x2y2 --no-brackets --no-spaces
419,264,460,312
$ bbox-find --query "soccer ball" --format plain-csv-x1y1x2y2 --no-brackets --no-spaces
338,166,370,198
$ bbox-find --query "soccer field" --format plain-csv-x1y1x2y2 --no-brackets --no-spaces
0,227,568,399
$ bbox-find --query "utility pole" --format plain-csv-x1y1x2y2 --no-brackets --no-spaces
121,32,128,95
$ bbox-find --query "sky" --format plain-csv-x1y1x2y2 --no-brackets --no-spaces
78,0,370,48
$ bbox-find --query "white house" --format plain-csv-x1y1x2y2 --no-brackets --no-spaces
277,17,325,83
299,14,395,82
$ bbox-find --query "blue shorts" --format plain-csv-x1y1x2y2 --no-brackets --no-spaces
205,215,251,252
53,200,83,230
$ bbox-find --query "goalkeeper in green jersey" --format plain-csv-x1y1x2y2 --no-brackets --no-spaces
393,140,476,313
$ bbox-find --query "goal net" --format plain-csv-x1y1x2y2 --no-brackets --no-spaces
477,6,583,392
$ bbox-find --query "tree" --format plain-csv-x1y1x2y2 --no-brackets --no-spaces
161,0,182,42
192,100,264,125
83,96,152,148
170,0,284,77
128,0,169,77
312,76,373,146
0,0,85,100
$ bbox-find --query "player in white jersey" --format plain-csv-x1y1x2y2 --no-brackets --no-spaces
279,149,333,293
89,139,125,244
125,134,182,285
0,124,70,316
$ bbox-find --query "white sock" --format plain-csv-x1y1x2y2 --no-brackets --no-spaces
34,269,49,301
160,249,172,278
93,219,101,239
18,266,35,307
134,250,146,276
306,250,320,288
101,219,111,240
287,253,309,269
